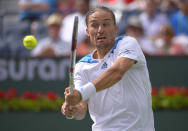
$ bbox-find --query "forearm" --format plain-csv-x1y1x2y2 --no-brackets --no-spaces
93,57,135,92
93,67,122,92
73,101,88,120
74,58,135,102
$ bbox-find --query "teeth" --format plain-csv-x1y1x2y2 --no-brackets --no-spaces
97,37,105,40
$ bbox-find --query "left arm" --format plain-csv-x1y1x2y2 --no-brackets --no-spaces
61,100,88,120
93,57,136,92
65,57,136,106
62,88,88,120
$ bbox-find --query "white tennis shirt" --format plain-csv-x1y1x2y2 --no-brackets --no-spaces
74,36,155,131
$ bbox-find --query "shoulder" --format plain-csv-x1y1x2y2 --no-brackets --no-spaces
114,36,143,55
114,36,139,48
116,35,137,42
113,36,133,46
108,36,141,57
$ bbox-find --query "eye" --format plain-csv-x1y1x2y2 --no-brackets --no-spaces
103,22,110,27
91,23,98,28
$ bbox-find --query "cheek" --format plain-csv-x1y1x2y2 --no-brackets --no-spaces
87,29,96,38
108,29,116,37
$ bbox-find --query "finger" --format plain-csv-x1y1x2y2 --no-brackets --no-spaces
66,112,74,118
70,107,77,114
61,104,67,115
65,92,72,98
61,105,64,115
65,107,75,117
64,89,70,99
64,102,71,109
62,102,70,112
65,88,70,93
65,93,69,101
62,105,73,117
63,109,73,117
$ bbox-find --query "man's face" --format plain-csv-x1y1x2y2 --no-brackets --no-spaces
145,0,156,17
48,24,61,40
86,10,117,50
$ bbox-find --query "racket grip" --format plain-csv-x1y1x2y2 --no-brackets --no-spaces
67,86,74,119
69,86,74,93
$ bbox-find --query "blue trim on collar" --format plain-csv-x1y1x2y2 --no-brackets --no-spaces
79,54,99,63
79,36,124,63
111,36,124,54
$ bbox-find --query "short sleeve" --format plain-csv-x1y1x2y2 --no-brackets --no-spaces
116,36,144,63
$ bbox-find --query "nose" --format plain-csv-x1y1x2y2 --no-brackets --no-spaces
97,25,104,33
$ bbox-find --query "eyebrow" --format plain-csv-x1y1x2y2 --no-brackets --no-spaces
103,18,112,21
89,18,112,23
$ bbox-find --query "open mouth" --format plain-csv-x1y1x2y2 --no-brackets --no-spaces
97,36,106,41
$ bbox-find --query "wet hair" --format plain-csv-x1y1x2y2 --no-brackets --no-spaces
85,6,116,27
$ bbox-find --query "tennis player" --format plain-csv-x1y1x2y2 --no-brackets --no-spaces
62,6,155,131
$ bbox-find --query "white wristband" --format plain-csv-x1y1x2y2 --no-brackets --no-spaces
77,82,96,101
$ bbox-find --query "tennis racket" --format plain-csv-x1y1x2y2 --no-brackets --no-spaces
69,16,78,94
66,16,78,119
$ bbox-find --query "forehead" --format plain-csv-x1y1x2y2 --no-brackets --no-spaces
88,10,113,23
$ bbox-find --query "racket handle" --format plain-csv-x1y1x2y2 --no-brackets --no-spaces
69,86,74,93
66,86,74,119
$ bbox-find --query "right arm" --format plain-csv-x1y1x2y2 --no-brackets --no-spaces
62,61,88,120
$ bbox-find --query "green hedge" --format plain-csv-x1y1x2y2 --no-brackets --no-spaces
0,86,188,112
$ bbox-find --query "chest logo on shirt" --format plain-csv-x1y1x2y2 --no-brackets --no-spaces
101,62,108,69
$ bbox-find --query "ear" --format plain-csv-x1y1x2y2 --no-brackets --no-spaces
86,28,90,36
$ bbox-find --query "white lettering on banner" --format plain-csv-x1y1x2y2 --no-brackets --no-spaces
9,59,25,81
27,59,38,80
39,59,57,81
0,60,8,80
0,58,70,81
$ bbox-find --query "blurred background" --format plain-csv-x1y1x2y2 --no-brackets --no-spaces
0,0,188,131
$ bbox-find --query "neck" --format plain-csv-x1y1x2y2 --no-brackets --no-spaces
94,44,114,59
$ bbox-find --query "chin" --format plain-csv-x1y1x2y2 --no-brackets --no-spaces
96,42,110,50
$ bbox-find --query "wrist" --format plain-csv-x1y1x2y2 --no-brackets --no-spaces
77,82,96,101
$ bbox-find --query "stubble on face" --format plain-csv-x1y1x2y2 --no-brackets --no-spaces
87,10,117,56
